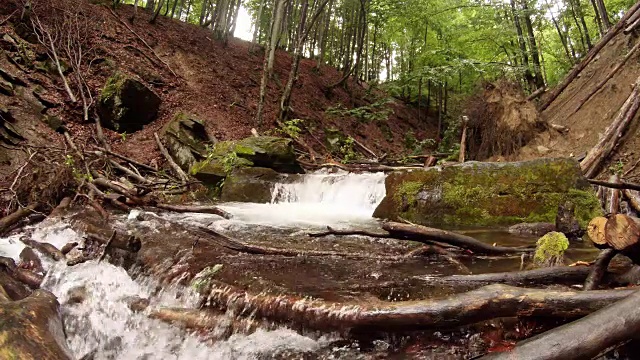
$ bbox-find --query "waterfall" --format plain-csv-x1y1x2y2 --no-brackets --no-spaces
219,170,387,227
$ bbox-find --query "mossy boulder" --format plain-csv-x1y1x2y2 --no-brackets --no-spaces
190,136,303,185
97,72,161,133
534,232,569,267
0,289,73,359
221,167,283,203
373,158,602,227
160,112,215,170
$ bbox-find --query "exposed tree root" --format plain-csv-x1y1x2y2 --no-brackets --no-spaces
584,249,618,290
0,203,40,236
152,204,232,219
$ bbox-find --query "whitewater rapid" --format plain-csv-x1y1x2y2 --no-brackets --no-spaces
0,170,387,359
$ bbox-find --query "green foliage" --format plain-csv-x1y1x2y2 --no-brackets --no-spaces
190,264,223,293
609,160,624,175
339,136,359,162
277,119,304,139
326,99,394,123
534,232,569,267
404,130,436,155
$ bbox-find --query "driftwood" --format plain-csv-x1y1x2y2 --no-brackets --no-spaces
584,249,618,290
60,242,78,255
417,266,593,289
581,76,640,178
0,204,39,236
526,86,546,101
152,204,232,219
95,147,158,173
382,222,533,255
538,2,640,112
482,289,640,360
48,197,72,218
154,133,190,184
406,246,470,273
308,226,394,239
204,282,634,331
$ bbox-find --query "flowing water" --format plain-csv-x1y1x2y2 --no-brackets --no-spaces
0,170,598,359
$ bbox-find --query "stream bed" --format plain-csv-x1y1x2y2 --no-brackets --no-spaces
0,170,600,359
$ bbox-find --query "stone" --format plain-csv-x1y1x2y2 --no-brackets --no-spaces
0,79,14,96
0,67,26,87
373,158,603,227
190,136,303,185
0,289,74,359
221,167,283,203
97,72,161,133
160,112,214,171
534,232,569,267
556,201,584,240
537,145,551,155
508,222,556,237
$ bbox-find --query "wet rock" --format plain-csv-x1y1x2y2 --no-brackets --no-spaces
0,271,31,301
0,289,74,359
190,136,303,185
97,72,161,133
221,167,282,203
373,158,602,227
556,201,584,240
42,115,66,133
508,222,556,237
125,296,150,312
0,66,27,87
160,112,214,170
66,286,87,305
19,247,44,274
0,78,14,96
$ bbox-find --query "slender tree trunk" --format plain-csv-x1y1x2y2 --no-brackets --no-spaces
595,0,611,31
511,0,530,86
131,0,139,23
146,0,156,11
521,0,545,88
199,0,209,26
256,0,281,125
251,0,266,44
267,0,286,75
545,0,573,62
575,0,593,49
229,0,242,37
150,0,165,23
171,0,179,18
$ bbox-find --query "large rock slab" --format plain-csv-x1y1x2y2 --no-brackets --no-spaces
191,136,303,185
0,289,73,360
97,73,161,133
221,167,284,203
160,112,214,171
373,158,602,227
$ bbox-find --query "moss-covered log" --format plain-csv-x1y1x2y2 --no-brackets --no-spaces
373,158,601,227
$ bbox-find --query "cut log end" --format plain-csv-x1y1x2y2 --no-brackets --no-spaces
605,214,640,251
588,217,608,246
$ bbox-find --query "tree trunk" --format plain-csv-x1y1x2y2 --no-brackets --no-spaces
595,0,611,31
251,0,265,44
521,0,544,88
267,0,286,75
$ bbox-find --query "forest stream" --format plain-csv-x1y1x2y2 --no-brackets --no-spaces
0,170,602,359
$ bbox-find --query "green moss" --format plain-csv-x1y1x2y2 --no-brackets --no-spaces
534,232,569,266
394,181,423,204
100,72,126,102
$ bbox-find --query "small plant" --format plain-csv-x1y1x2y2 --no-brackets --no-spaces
190,264,223,293
221,152,241,173
277,119,304,139
404,131,436,155
609,160,624,175
340,136,358,162
119,132,127,142
326,98,394,123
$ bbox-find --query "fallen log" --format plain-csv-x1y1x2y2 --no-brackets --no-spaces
482,289,640,360
624,189,640,213
152,204,232,219
584,249,618,290
12,267,43,289
308,226,394,239
382,222,533,255
48,197,73,218
416,266,593,289
581,76,640,178
204,282,634,331
0,204,39,236
588,179,640,192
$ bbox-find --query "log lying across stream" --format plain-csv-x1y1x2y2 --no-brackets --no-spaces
483,289,640,360
205,282,633,331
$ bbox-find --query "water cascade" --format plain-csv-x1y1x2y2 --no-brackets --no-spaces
219,170,387,227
